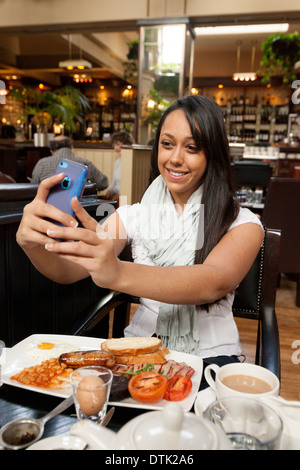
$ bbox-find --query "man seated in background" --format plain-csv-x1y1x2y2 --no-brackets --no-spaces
31,135,109,191
104,130,134,205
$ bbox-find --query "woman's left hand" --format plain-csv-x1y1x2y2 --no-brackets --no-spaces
44,197,122,289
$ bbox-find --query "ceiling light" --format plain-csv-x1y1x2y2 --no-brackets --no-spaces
195,23,289,36
232,72,257,81
59,34,92,71
59,59,92,70
232,40,258,82
73,73,92,83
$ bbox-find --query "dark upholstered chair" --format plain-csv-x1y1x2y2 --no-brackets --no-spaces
231,160,272,193
0,172,16,184
0,187,116,347
262,177,300,307
0,182,97,202
66,228,281,379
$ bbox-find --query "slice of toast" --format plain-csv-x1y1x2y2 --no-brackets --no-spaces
101,336,162,356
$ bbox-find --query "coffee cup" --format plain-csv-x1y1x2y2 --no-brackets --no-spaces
204,362,280,399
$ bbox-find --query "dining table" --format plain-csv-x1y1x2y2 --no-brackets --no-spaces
0,383,211,462
0,382,147,445
0,384,147,438
1,364,296,451
0,333,210,452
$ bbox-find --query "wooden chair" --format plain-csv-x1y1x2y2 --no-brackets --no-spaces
66,228,281,379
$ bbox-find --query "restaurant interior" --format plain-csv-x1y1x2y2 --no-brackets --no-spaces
0,0,300,451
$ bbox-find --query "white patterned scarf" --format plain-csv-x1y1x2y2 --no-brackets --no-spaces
139,175,204,354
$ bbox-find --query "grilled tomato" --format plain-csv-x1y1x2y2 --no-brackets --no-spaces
128,371,168,404
164,375,192,401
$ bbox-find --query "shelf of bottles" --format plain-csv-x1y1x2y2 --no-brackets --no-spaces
222,99,289,145
100,97,136,140
84,96,136,141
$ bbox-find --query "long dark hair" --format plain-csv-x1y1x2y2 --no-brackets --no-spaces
148,94,239,268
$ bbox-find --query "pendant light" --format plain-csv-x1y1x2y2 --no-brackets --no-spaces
59,34,92,70
232,40,257,82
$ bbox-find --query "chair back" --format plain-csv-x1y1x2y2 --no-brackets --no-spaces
233,228,281,376
233,228,281,319
262,177,300,274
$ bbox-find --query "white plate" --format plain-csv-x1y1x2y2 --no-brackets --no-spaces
2,334,203,412
27,434,87,450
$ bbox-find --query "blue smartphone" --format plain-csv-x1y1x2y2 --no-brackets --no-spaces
46,159,89,223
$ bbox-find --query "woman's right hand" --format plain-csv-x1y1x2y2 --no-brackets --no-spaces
16,173,79,251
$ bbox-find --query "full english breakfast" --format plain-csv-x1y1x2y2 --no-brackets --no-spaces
10,336,196,404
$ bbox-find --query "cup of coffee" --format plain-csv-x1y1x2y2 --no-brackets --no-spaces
204,363,280,399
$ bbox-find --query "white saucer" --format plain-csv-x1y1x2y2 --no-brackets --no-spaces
194,387,216,416
26,434,87,450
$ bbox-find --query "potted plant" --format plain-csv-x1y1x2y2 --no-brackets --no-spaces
9,85,90,143
142,88,170,139
123,39,139,85
259,32,300,85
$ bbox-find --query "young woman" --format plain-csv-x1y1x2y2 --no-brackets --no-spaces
16,95,263,365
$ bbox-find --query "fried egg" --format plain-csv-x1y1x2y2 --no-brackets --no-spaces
26,340,77,362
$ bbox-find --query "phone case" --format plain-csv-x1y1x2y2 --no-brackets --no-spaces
46,159,89,220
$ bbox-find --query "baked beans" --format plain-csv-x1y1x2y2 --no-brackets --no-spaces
11,358,74,389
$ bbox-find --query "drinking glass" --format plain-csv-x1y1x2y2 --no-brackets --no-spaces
70,365,113,424
203,396,283,450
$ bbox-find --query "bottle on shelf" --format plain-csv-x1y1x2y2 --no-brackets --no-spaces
258,129,270,142
260,107,271,124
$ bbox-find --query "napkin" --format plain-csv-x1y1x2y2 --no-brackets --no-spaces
261,396,300,450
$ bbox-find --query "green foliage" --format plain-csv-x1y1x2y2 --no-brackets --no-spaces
259,32,300,85
126,39,139,60
122,60,138,84
154,73,179,95
8,85,90,132
142,89,171,132
123,39,139,85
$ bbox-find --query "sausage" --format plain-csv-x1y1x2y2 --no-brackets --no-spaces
59,350,116,369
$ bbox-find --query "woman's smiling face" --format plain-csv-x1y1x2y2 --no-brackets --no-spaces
158,109,207,209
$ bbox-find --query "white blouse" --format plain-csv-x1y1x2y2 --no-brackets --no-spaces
116,204,263,359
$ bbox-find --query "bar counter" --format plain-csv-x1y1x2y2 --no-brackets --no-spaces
1,139,299,190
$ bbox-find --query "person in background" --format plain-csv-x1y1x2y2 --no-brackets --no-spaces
16,94,263,382
30,135,109,191
105,131,134,204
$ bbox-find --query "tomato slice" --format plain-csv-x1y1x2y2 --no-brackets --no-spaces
128,371,168,404
164,375,192,401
